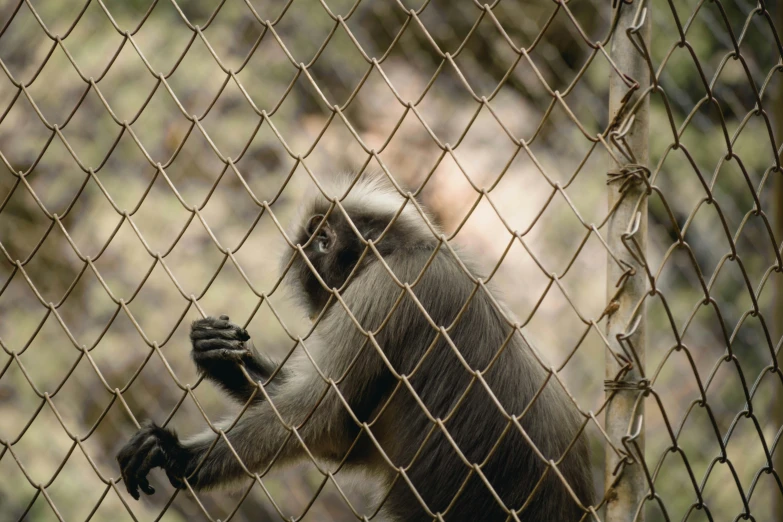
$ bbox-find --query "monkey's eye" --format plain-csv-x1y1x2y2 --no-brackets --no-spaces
306,214,333,252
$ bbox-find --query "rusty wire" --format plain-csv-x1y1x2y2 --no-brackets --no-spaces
0,0,781,521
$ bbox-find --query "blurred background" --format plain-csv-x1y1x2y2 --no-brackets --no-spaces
0,0,781,520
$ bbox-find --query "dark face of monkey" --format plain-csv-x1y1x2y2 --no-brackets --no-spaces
292,200,433,318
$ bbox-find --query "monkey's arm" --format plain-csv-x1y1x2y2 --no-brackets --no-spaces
189,316,287,404
118,265,398,500
117,361,353,499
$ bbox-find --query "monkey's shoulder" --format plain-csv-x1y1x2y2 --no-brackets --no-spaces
335,246,493,330
359,246,482,291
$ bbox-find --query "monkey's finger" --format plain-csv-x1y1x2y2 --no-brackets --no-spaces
122,467,140,500
127,485,140,501
117,446,133,470
117,426,154,465
123,438,162,498
121,439,154,478
138,477,155,496
118,431,154,499
190,327,249,342
191,318,250,342
219,315,230,321
119,463,140,500
192,339,248,353
191,317,234,330
135,441,165,477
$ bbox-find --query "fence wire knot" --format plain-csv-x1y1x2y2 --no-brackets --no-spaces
604,378,650,393
606,164,651,194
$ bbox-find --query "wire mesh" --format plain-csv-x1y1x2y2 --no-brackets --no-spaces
0,0,781,521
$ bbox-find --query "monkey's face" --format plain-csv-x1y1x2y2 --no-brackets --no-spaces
291,194,431,320
293,211,366,319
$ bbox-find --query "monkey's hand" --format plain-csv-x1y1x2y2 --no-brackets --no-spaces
116,422,191,500
190,315,281,403
190,315,253,370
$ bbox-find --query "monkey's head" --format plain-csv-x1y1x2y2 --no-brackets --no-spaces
290,173,438,318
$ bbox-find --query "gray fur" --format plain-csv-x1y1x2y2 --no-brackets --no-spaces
117,173,594,521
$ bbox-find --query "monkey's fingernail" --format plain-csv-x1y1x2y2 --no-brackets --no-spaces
139,476,154,495
219,315,229,321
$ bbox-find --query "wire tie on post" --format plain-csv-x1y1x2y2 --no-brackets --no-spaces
607,164,651,194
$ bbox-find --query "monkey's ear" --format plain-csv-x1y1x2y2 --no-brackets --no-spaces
306,214,335,253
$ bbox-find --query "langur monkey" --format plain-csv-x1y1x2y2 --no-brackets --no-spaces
117,173,594,521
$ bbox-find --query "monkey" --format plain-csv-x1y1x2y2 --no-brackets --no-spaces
116,173,594,521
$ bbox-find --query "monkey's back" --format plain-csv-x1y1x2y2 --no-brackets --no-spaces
338,247,594,522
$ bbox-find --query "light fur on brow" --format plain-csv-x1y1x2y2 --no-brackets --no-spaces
298,171,439,241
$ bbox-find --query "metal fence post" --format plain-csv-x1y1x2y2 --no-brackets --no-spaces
605,1,650,521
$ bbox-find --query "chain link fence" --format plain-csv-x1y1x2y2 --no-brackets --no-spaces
0,0,781,520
